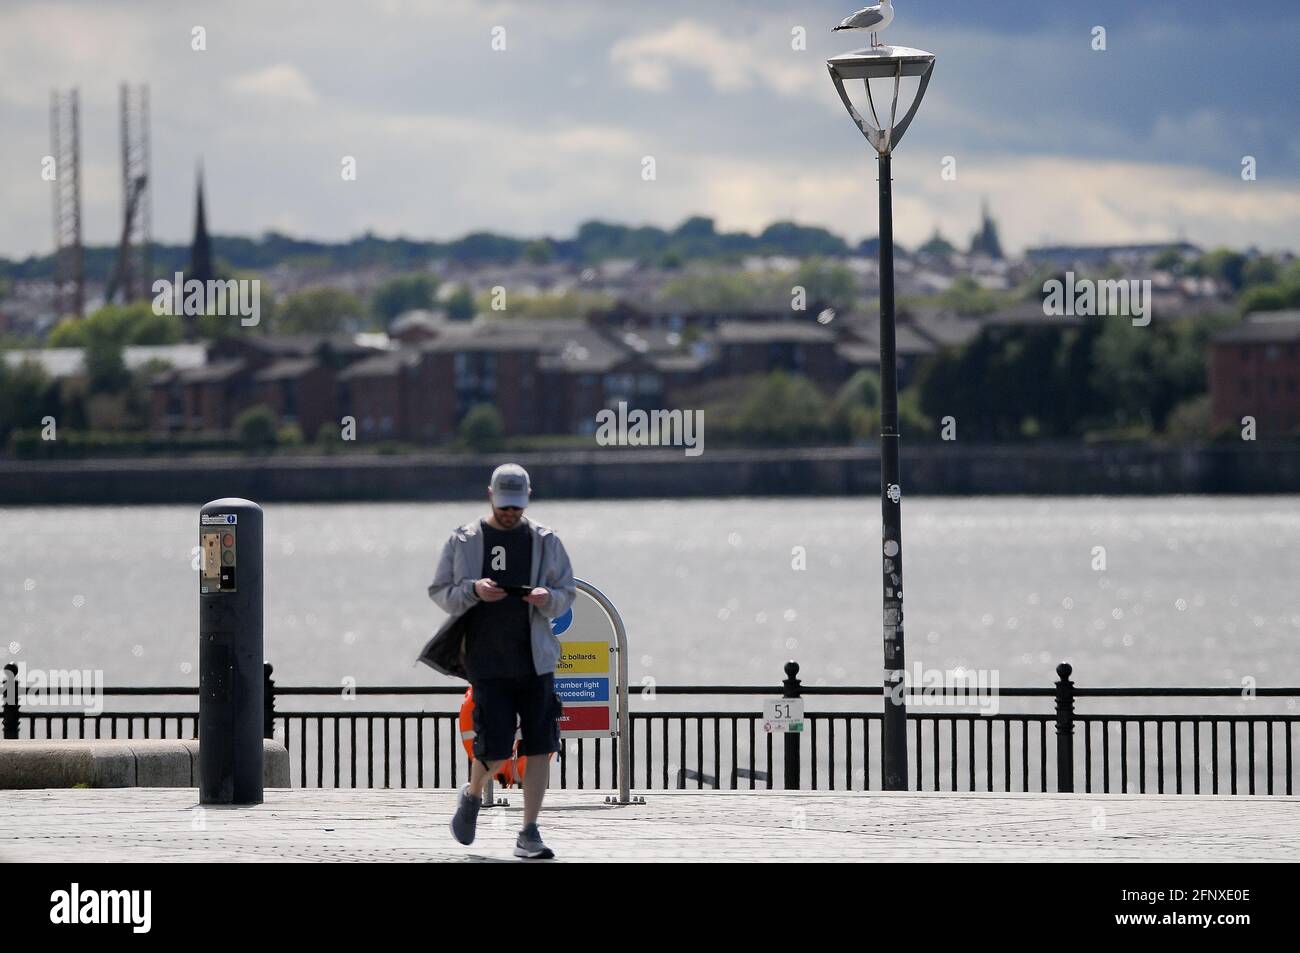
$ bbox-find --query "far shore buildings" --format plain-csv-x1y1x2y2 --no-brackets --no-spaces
1210,310,1300,436
13,287,1270,444
27,291,1200,444
125,301,983,443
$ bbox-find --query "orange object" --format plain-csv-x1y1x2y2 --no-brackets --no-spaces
458,686,477,759
457,686,556,788
459,686,520,787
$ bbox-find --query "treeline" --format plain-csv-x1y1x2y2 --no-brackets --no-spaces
914,312,1234,441
0,217,859,281
682,312,1241,447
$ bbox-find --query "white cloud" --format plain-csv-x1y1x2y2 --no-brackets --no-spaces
610,19,814,97
0,1,1296,260
898,156,1300,253
228,65,318,104
663,153,1300,255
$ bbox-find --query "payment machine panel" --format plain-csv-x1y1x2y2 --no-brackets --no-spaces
200,514,238,593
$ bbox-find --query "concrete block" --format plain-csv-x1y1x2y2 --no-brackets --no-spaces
0,741,136,789
184,739,290,788
180,739,200,784
264,739,289,787
129,741,194,787
0,738,287,789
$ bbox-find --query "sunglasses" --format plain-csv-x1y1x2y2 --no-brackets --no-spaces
497,506,524,512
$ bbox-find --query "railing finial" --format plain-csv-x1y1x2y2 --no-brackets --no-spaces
782,660,801,790
1054,661,1076,793
263,661,276,740
2,662,19,740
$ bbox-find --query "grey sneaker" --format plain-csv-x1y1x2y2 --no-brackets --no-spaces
514,822,555,860
449,784,481,845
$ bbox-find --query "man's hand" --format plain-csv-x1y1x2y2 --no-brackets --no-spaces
475,578,507,602
522,587,549,607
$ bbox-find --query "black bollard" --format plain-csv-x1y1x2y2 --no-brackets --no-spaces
198,498,264,804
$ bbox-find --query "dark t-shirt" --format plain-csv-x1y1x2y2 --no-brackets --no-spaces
464,518,534,680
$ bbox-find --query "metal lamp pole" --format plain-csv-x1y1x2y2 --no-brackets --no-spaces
827,41,935,792
876,150,907,791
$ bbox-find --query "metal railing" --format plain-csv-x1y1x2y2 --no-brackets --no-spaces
4,661,1297,796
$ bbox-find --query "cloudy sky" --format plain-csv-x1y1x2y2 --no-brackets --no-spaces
3,0,1298,259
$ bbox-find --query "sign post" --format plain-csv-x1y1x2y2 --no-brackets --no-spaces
553,579,638,804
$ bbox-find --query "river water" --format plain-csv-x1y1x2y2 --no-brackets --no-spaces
3,496,1298,698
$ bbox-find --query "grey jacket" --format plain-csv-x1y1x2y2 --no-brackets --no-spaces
417,516,576,680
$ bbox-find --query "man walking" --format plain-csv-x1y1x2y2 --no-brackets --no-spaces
418,463,576,859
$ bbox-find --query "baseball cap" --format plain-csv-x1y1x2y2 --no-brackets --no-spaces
489,463,531,508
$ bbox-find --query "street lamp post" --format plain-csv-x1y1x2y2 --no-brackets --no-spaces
827,39,935,791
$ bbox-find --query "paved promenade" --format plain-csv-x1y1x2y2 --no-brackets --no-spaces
2,788,1296,862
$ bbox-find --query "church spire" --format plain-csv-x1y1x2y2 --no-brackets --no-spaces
969,198,1003,260
189,162,213,284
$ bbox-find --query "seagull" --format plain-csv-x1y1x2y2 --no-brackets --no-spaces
833,0,894,48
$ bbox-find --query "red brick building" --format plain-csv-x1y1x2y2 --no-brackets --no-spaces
418,325,544,436
149,334,380,436
337,351,424,441
714,321,842,387
1210,311,1300,436
149,359,251,433
252,357,337,440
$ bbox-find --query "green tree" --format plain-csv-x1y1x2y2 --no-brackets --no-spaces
1164,394,1211,441
371,274,438,323
1150,247,1186,272
897,389,934,437
1237,260,1300,315
125,309,185,345
795,258,858,312
459,403,503,451
657,247,685,270
272,288,362,335
315,423,344,454
236,404,279,449
938,275,1008,316
476,290,613,321
1191,248,1247,291
1241,256,1280,288
757,221,849,257
47,302,180,348
916,323,1100,440
84,337,130,394
522,240,556,265
659,270,785,312
735,371,831,444
0,358,53,444
445,286,476,321
917,230,956,258
830,368,880,439
1090,312,1232,432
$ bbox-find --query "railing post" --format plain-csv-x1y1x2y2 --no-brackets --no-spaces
263,661,276,740
2,662,19,740
783,660,801,790
1055,662,1075,793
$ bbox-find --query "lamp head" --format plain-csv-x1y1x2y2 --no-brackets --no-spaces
827,45,935,155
